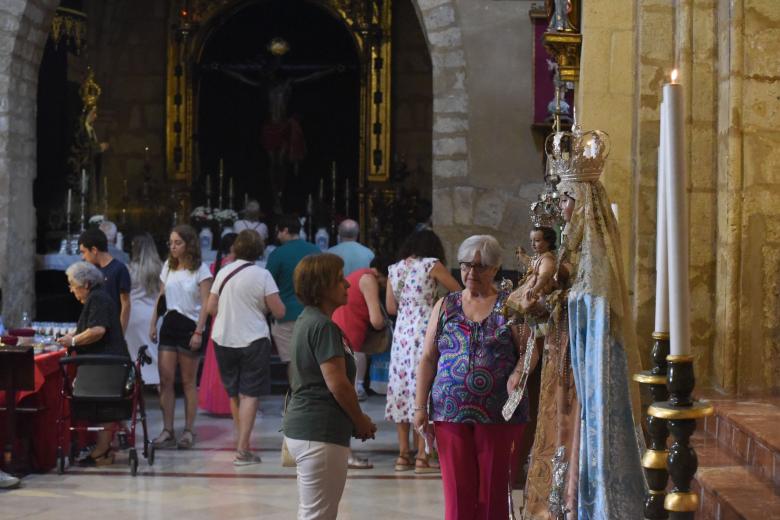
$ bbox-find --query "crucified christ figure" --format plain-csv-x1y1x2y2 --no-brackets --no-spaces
210,39,345,213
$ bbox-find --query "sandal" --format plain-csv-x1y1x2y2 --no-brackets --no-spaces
394,453,414,472
152,429,176,449
414,456,440,474
78,449,114,467
177,429,195,449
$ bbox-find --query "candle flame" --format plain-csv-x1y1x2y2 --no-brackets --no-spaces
671,69,678,82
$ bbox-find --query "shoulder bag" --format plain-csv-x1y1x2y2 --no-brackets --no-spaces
361,306,393,355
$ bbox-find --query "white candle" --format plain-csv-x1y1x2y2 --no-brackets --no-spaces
205,174,211,196
654,98,670,334
81,169,88,195
229,177,234,199
663,70,690,356
67,189,72,217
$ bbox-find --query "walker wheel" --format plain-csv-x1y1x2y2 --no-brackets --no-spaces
129,448,138,476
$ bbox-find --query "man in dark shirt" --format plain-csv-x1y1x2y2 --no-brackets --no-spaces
78,228,131,332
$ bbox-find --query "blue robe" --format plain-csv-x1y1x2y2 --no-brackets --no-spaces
568,293,645,519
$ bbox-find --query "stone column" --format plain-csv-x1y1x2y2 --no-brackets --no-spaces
0,0,59,325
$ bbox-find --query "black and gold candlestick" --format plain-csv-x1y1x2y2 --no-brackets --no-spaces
647,355,713,519
633,332,671,519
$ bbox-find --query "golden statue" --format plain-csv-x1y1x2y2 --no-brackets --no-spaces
69,67,110,210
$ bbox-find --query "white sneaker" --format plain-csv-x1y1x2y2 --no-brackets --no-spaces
0,470,20,489
356,385,368,401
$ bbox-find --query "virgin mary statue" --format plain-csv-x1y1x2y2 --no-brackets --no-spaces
556,127,646,519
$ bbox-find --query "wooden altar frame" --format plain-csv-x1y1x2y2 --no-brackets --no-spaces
164,0,392,225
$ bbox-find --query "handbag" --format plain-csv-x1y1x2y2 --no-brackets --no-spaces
361,307,393,355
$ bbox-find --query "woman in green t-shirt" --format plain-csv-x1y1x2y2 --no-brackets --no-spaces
283,253,377,520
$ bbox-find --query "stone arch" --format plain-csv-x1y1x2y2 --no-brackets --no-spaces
0,0,58,323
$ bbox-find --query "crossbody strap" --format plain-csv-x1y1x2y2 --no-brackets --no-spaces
218,262,253,296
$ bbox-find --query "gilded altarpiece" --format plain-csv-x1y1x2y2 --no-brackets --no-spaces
165,0,392,222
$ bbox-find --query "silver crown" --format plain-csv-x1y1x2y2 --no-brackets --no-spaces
545,117,611,184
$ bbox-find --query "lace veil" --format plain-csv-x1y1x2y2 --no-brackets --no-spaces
558,178,644,420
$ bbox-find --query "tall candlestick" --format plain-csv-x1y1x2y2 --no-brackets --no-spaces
103,182,108,216
144,145,150,165
331,162,337,242
345,179,350,217
121,208,127,225
319,178,324,202
228,177,234,209
663,71,689,356
654,97,670,334
81,169,88,195
307,193,313,215
66,188,72,218
331,162,336,208
218,159,224,209
123,178,128,198
244,193,249,210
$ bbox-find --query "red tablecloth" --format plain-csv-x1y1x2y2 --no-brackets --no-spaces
0,349,69,472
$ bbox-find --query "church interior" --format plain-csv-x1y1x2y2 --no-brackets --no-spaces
1,0,780,517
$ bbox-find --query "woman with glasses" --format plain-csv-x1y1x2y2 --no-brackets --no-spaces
149,225,213,449
385,229,460,473
413,235,537,520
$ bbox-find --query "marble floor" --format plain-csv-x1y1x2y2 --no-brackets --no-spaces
1,393,447,519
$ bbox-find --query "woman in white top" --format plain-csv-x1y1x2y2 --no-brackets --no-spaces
207,229,286,465
125,233,162,385
149,225,213,449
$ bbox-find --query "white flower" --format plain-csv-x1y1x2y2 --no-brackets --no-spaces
89,215,105,224
190,206,214,221
213,208,239,223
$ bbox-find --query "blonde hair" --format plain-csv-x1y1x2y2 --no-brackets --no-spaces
130,233,162,296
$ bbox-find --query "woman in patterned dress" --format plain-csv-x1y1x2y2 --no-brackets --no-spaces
414,235,538,519
385,230,461,473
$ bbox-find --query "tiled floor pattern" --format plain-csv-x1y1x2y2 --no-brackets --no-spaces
1,393,447,519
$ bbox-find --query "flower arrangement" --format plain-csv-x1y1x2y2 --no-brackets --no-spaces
88,214,105,225
213,208,239,225
190,206,214,224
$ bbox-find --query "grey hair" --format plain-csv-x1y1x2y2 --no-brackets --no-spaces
457,235,503,267
338,219,360,241
99,220,118,243
244,200,261,220
66,261,105,289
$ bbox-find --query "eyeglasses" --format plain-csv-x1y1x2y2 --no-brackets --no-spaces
459,262,492,273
